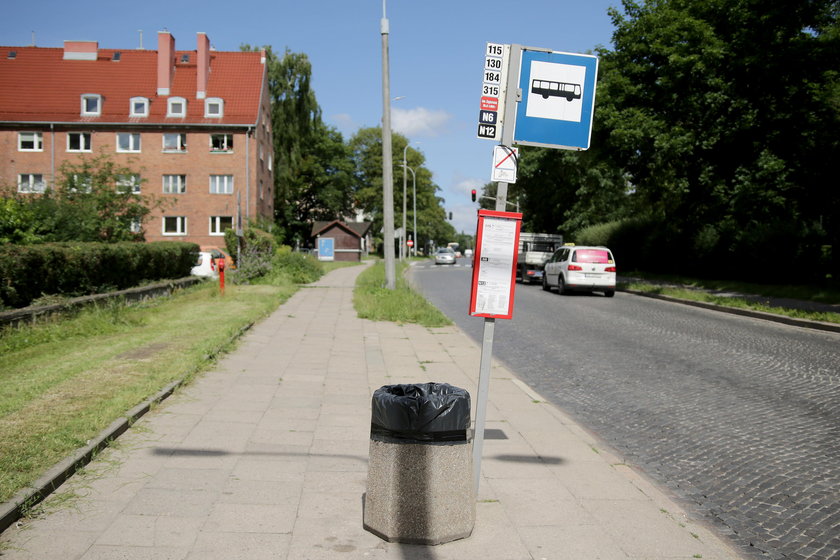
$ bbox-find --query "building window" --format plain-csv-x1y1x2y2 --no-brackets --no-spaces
268,153,272,171
116,132,141,153
163,216,187,236
210,216,233,235
69,174,92,193
67,132,92,152
18,132,43,152
18,174,45,193
129,218,142,234
117,174,141,193
209,175,234,194
167,97,186,117
81,94,102,116
163,174,186,194
205,98,224,117
163,133,187,152
210,134,233,152
130,97,149,117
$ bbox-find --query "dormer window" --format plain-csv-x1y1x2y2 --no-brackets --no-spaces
205,98,224,118
167,97,186,117
81,94,102,116
130,97,149,117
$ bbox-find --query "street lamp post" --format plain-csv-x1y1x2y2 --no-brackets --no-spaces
401,143,408,261
401,163,416,257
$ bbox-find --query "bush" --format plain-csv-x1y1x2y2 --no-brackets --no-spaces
0,242,197,309
225,227,278,284
272,246,323,284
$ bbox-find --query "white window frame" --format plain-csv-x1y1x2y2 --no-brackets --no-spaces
117,174,141,194
167,97,186,117
70,173,93,193
116,132,141,153
162,216,187,236
81,94,102,116
18,173,46,193
209,175,234,194
210,133,233,152
204,98,224,118
162,174,186,194
18,132,44,152
130,97,149,117
67,132,92,152
129,218,142,234
210,216,233,236
162,133,187,152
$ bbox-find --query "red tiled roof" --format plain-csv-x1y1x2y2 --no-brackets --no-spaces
0,45,265,126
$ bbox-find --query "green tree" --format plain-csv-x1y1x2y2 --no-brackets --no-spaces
348,127,455,254
242,45,355,244
600,0,840,279
4,152,159,243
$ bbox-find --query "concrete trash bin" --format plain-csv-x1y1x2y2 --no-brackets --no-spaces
363,382,475,545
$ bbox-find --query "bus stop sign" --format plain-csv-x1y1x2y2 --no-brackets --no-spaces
513,48,598,151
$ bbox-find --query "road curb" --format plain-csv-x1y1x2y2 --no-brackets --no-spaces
0,321,255,535
620,288,840,334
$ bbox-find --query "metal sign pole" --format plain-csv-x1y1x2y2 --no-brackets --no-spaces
473,44,522,494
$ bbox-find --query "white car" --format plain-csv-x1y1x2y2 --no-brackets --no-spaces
191,251,218,277
542,245,616,297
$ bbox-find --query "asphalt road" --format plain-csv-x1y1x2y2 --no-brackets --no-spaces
410,260,840,560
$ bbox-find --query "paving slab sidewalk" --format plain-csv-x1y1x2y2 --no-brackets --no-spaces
0,263,745,559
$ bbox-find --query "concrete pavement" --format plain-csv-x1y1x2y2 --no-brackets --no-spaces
0,263,745,559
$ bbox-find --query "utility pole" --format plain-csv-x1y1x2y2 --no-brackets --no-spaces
380,0,396,289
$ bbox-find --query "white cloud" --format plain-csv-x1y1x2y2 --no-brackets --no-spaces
392,107,452,137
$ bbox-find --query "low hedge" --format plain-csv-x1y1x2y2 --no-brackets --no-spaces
0,242,198,309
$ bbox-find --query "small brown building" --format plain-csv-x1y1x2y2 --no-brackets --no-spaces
311,220,372,262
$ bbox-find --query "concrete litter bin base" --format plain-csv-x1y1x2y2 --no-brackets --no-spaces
363,438,475,545
363,382,475,545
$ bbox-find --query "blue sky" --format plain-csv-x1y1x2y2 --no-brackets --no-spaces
2,0,621,234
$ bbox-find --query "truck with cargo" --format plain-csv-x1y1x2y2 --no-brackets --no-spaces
516,233,564,284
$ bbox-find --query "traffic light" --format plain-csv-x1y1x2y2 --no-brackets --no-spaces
471,189,477,202
449,212,453,220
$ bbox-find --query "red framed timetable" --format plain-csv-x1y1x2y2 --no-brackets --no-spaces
468,209,522,320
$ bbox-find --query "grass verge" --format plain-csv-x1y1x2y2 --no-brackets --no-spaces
0,279,298,503
354,261,452,327
622,281,840,324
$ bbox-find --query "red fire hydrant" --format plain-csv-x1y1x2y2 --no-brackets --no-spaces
217,257,226,295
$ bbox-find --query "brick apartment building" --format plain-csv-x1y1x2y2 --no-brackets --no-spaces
0,31,274,250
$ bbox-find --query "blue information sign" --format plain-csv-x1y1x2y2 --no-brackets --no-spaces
317,237,335,261
513,49,598,150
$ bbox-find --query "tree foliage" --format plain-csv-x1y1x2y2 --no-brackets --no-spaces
511,0,839,282
242,45,355,245
348,127,456,253
0,151,159,244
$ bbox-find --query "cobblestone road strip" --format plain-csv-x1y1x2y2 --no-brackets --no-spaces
413,266,840,560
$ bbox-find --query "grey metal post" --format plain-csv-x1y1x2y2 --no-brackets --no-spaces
380,1,396,289
401,144,408,261
473,44,523,494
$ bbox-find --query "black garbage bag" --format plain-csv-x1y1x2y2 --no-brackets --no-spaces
370,383,471,443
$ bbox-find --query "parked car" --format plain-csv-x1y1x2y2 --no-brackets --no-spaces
464,249,474,258
434,247,457,265
542,245,616,297
207,247,235,269
191,251,218,277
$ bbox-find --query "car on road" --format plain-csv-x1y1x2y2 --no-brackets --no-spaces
434,247,457,265
464,249,473,258
542,245,616,297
